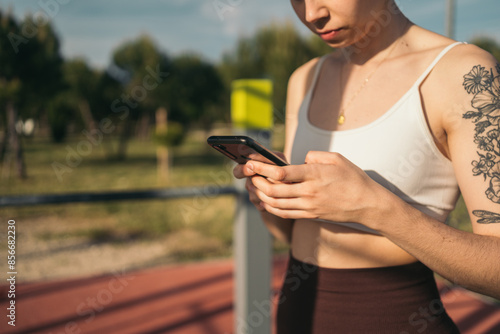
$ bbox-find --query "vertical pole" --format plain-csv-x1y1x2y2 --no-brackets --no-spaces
445,0,456,39
232,80,273,334
156,107,169,183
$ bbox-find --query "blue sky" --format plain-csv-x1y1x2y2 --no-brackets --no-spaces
1,0,499,69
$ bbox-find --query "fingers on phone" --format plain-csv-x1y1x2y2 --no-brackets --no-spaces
233,163,257,180
232,165,240,178
247,153,270,163
245,178,254,191
245,179,264,211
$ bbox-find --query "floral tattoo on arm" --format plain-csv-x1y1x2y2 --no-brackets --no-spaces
463,63,500,224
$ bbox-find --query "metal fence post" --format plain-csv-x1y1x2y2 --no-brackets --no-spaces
445,0,456,39
232,80,273,334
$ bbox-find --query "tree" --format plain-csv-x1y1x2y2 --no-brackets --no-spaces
63,59,101,131
46,91,75,143
110,35,225,158
45,58,101,143
162,53,225,129
90,69,125,158
110,34,171,160
0,10,63,178
218,20,332,119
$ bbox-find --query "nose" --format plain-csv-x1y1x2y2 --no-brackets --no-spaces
304,0,329,25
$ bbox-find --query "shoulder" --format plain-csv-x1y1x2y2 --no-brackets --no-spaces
405,27,499,157
440,43,498,113
437,43,498,82
422,41,499,126
434,43,498,114
424,42,500,165
406,26,497,78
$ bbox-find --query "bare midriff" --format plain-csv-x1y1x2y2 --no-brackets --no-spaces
291,219,418,268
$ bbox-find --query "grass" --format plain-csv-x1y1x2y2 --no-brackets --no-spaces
2,130,229,194
1,127,239,265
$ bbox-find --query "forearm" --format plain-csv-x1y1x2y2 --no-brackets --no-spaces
378,198,500,299
260,210,294,245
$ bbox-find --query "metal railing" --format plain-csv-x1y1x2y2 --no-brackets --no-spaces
0,186,238,207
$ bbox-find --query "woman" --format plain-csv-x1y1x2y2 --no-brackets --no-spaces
234,0,500,333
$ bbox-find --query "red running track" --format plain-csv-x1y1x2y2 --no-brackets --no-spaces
1,256,499,334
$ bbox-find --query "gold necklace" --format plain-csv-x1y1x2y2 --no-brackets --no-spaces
337,38,401,125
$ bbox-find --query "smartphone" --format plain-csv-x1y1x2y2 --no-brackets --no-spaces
207,135,288,166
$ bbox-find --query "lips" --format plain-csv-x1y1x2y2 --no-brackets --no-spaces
318,29,342,41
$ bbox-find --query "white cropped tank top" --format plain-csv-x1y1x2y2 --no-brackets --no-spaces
290,42,463,234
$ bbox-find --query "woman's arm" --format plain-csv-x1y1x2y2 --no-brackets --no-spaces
379,46,500,299
374,191,500,299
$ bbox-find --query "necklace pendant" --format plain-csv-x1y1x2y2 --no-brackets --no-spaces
338,114,345,125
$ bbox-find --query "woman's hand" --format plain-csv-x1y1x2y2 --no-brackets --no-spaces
247,151,391,228
233,152,289,212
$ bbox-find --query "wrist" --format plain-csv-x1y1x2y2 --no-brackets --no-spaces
363,187,412,234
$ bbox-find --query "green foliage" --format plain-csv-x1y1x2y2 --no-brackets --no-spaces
112,36,225,136
0,12,19,109
113,34,166,78
92,70,124,124
0,10,63,113
218,20,333,117
152,122,185,147
112,34,171,116
110,34,172,158
62,58,100,100
447,196,472,232
44,58,100,142
163,53,225,127
470,37,500,62
46,92,74,142
0,10,64,178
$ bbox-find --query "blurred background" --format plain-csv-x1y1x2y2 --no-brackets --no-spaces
0,0,499,283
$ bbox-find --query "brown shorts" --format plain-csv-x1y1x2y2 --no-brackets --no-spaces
276,254,460,334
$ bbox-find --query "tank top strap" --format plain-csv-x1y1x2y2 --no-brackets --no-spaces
299,55,330,116
414,41,465,86
309,55,329,91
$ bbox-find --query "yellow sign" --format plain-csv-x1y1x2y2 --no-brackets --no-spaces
231,79,273,130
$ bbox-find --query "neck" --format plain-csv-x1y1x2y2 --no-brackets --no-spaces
342,7,410,65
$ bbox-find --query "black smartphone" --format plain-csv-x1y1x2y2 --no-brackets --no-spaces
207,135,288,166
